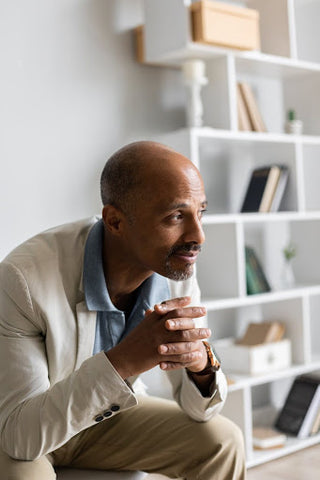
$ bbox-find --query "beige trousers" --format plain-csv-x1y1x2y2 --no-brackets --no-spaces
0,396,246,480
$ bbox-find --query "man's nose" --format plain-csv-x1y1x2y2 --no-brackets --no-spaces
183,216,205,245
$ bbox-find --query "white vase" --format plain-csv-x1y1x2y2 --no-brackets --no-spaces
281,260,295,289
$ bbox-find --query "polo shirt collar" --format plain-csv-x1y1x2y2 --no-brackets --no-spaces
83,219,169,314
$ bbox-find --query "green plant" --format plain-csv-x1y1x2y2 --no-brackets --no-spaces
283,243,297,261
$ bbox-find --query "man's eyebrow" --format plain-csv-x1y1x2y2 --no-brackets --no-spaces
165,200,208,211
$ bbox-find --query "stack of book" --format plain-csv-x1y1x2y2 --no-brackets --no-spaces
241,165,289,213
245,246,271,295
252,427,287,450
275,373,320,439
237,81,267,132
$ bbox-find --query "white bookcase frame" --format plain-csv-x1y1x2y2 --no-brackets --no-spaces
141,0,320,468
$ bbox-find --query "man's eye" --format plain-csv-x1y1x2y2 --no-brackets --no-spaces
199,209,207,217
173,213,183,220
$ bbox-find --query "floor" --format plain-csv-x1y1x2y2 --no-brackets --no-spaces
145,443,320,480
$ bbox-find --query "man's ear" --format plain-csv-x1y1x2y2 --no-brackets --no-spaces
102,204,125,235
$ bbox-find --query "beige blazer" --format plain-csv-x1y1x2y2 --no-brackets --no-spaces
0,217,227,461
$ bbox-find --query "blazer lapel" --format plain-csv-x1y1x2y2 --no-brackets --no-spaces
75,301,97,369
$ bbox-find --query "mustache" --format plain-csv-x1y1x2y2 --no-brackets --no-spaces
168,243,202,257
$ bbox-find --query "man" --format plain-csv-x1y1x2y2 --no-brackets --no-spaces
0,141,246,479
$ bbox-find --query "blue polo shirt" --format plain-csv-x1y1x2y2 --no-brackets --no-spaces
83,219,170,355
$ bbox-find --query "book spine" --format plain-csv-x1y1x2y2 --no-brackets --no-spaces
246,247,271,293
237,83,252,131
259,166,281,213
238,82,267,133
298,385,320,438
246,257,261,295
310,407,320,435
270,167,289,212
241,171,267,212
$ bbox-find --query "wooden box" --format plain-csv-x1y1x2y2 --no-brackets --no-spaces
190,0,260,51
215,338,291,375
134,25,145,64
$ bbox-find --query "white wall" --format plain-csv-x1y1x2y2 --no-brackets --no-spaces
0,0,185,259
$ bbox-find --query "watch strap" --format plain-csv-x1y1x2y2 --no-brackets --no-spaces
194,341,221,375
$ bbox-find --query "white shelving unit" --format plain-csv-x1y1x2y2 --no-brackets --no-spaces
141,0,320,468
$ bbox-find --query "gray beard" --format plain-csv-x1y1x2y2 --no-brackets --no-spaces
165,259,194,281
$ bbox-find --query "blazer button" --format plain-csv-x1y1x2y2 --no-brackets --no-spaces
111,405,120,412
94,415,104,422
103,410,112,418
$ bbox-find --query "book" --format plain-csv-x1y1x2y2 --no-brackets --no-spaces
298,384,320,438
310,407,320,435
241,165,288,213
238,82,267,132
245,246,271,295
269,166,289,212
237,83,252,131
275,374,320,439
259,166,282,212
237,321,285,346
253,427,287,450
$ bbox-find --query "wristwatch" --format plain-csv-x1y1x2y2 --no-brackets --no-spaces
195,341,221,376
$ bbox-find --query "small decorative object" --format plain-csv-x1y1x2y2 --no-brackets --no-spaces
182,59,208,128
281,242,297,288
285,109,303,135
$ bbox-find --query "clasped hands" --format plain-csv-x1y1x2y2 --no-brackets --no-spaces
152,296,210,373
106,296,211,380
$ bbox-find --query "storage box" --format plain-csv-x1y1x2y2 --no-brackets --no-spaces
215,338,291,375
190,0,260,51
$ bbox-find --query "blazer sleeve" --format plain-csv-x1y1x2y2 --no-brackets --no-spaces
166,272,228,422
0,261,137,461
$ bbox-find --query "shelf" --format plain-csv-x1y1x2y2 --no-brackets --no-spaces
198,128,297,143
148,41,239,65
235,50,320,78
247,401,320,467
174,126,320,144
143,0,320,468
227,361,320,392
203,211,320,225
147,41,320,78
247,432,320,468
202,283,320,311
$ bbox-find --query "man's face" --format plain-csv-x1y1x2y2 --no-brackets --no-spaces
120,159,206,281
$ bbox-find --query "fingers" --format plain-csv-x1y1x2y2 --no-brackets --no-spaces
158,332,210,371
158,344,204,371
160,360,197,371
165,317,195,330
158,338,209,355
151,299,206,328
154,296,191,314
159,361,183,371
142,297,208,374
160,326,211,349
161,306,207,333
164,305,206,322
159,348,202,370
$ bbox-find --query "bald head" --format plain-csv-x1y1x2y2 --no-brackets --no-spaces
100,141,201,217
